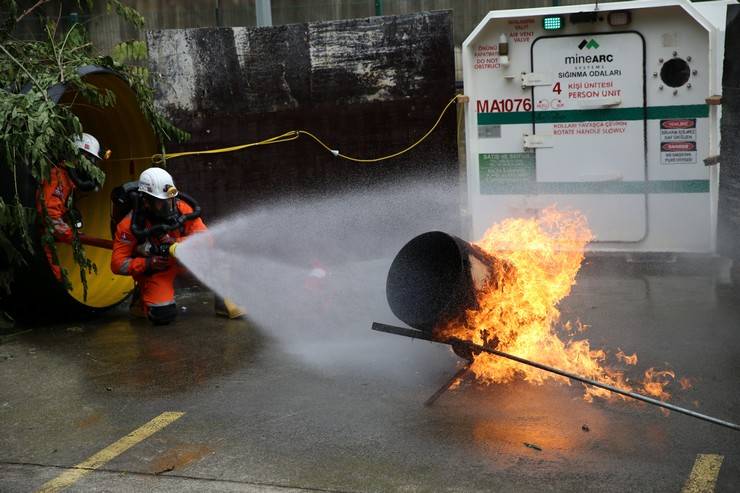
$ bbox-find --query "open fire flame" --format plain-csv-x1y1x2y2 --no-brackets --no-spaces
436,207,684,403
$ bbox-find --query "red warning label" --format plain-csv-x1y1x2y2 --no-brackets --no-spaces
661,119,695,130
661,142,696,152
660,119,697,164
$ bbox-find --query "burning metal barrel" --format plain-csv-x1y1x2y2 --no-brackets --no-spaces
385,231,511,333
376,231,740,431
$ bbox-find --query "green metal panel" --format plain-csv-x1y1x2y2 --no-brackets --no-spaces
479,179,710,195
477,104,710,125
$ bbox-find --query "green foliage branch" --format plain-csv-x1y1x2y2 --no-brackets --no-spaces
0,0,189,295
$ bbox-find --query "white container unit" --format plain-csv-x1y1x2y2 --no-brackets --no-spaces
462,0,724,252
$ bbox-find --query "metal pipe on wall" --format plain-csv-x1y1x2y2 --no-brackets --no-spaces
256,0,273,26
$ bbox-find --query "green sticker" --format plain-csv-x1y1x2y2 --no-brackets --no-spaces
479,152,535,190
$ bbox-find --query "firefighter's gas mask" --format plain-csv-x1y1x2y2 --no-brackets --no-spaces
142,185,179,223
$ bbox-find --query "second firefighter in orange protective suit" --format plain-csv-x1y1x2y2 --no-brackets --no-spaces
37,132,102,280
111,167,207,325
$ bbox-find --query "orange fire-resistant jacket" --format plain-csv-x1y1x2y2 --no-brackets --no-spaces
111,200,207,277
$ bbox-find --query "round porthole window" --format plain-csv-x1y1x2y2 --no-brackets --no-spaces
660,58,691,87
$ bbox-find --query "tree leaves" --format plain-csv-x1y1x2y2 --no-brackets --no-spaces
106,0,145,29
0,1,187,294
112,40,147,64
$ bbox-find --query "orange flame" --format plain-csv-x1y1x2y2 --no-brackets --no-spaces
616,349,638,366
641,368,675,401
436,207,684,403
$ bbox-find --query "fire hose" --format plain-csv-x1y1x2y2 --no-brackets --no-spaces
75,234,113,250
62,236,180,259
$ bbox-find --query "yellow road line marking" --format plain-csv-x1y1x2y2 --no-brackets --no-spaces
35,411,185,493
682,454,724,493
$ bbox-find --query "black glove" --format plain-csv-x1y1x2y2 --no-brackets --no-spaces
155,234,176,257
137,238,174,258
135,240,154,257
152,243,170,257
146,255,170,273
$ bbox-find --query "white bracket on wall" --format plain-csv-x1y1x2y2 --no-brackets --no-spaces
523,133,553,149
577,172,623,182
520,72,553,88
577,96,622,108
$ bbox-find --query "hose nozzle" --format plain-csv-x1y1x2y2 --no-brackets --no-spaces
168,242,180,258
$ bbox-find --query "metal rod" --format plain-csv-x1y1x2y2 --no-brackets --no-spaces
424,363,471,407
372,322,436,342
371,324,471,406
371,322,740,431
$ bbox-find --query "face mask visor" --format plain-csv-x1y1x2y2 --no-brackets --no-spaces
145,195,178,221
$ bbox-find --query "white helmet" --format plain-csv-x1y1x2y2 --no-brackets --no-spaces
73,133,101,159
138,167,179,200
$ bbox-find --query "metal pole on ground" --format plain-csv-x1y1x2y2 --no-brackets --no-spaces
371,322,740,431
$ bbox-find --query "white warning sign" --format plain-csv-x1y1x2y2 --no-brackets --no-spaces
473,44,500,71
533,34,638,111
660,119,697,164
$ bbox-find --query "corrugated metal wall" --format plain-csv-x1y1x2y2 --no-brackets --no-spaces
16,1,615,55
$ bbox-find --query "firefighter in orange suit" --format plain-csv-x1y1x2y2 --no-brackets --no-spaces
111,167,207,325
37,133,102,280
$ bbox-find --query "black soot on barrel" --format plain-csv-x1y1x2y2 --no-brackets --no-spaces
386,231,510,333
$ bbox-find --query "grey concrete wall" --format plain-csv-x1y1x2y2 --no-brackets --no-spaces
719,4,740,262
147,11,457,237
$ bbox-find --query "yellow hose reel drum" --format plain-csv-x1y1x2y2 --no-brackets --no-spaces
6,66,159,321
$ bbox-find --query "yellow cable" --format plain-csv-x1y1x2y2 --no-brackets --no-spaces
108,131,299,163
298,94,461,163
151,130,299,164
109,94,464,165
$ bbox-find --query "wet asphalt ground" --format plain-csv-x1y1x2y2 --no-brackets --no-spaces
0,256,738,492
